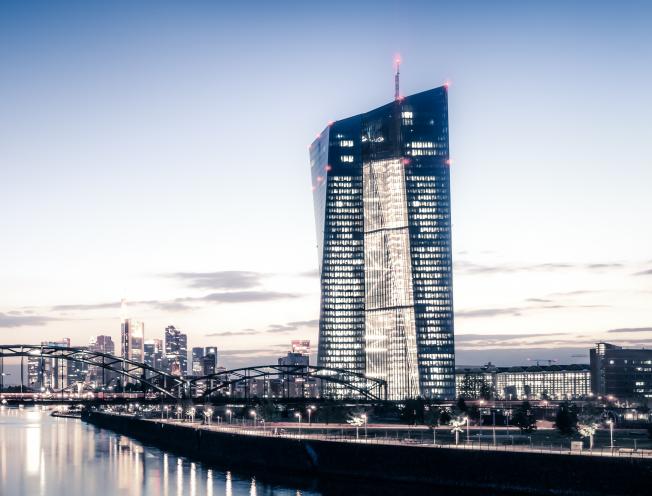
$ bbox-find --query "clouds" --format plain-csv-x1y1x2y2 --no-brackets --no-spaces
205,319,318,338
456,302,607,319
607,327,652,334
633,268,652,276
47,290,302,316
0,312,56,328
166,271,264,290
454,260,625,275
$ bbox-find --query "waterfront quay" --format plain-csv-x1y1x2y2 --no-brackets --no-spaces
84,410,652,495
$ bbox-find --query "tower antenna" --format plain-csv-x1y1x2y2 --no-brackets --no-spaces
394,56,401,100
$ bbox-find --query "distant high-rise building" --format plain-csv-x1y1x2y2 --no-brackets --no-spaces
121,319,145,385
191,347,205,376
291,340,310,356
27,339,71,391
203,346,217,375
144,339,164,370
165,325,188,376
88,335,116,387
89,335,115,355
121,319,145,362
310,83,455,399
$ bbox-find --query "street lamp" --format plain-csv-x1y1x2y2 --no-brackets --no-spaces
607,419,614,450
361,414,368,439
250,410,257,427
226,409,232,424
295,412,302,436
307,405,316,425
176,406,182,420
466,416,470,442
205,408,213,426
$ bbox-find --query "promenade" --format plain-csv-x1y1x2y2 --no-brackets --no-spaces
146,416,652,460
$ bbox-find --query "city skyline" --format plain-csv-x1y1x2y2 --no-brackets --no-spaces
1,1,651,371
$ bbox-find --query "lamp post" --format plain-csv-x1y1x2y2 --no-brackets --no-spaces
466,416,470,442
189,407,196,423
295,412,302,437
607,419,614,450
176,406,182,421
361,414,368,440
205,408,213,426
226,409,232,424
250,410,257,428
492,410,496,446
307,405,316,426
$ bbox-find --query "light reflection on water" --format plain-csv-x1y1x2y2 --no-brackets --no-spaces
0,407,313,496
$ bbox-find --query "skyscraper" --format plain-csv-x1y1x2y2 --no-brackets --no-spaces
203,346,217,375
27,338,71,391
88,335,116,387
121,319,145,363
164,325,188,376
144,338,164,370
310,82,455,400
191,347,205,376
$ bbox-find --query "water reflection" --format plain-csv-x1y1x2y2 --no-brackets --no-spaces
0,407,318,496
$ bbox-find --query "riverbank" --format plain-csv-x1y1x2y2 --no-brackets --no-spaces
83,411,651,495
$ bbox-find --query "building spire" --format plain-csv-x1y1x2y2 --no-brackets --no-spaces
394,56,401,100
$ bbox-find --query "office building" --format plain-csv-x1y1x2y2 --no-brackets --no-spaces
88,335,116,387
191,347,205,376
165,325,188,376
144,339,165,370
203,346,217,375
121,319,145,363
590,342,652,399
27,339,71,392
456,363,591,400
310,79,455,399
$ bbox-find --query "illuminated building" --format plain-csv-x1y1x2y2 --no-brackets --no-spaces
27,338,71,391
310,80,455,399
456,363,591,400
191,347,205,376
121,319,144,384
590,342,652,399
164,325,188,376
203,347,217,375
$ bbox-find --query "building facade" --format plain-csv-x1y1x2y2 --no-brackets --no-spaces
203,347,217,375
590,342,652,400
456,364,591,400
121,319,144,363
27,339,71,392
310,85,455,399
88,335,116,387
164,325,188,376
191,347,205,376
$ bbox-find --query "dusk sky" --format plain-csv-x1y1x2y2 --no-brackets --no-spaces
1,0,651,376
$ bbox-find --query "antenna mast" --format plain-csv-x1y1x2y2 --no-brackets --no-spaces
394,57,400,100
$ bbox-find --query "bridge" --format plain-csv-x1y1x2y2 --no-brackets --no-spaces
0,344,387,401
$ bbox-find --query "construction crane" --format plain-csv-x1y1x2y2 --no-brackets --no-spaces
527,358,558,366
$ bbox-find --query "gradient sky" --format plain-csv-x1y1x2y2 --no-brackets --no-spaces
1,0,651,378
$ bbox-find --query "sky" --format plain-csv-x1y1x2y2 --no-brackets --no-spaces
1,0,651,379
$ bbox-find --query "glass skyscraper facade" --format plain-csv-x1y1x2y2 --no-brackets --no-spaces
310,86,455,400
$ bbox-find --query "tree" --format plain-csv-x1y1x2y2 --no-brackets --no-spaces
401,398,426,425
456,397,468,414
555,401,579,435
479,380,494,401
512,401,537,433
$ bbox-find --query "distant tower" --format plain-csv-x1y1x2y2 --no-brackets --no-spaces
394,56,400,100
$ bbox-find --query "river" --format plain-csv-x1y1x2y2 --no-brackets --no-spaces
0,406,325,496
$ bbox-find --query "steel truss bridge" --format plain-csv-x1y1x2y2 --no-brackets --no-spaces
0,345,387,401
